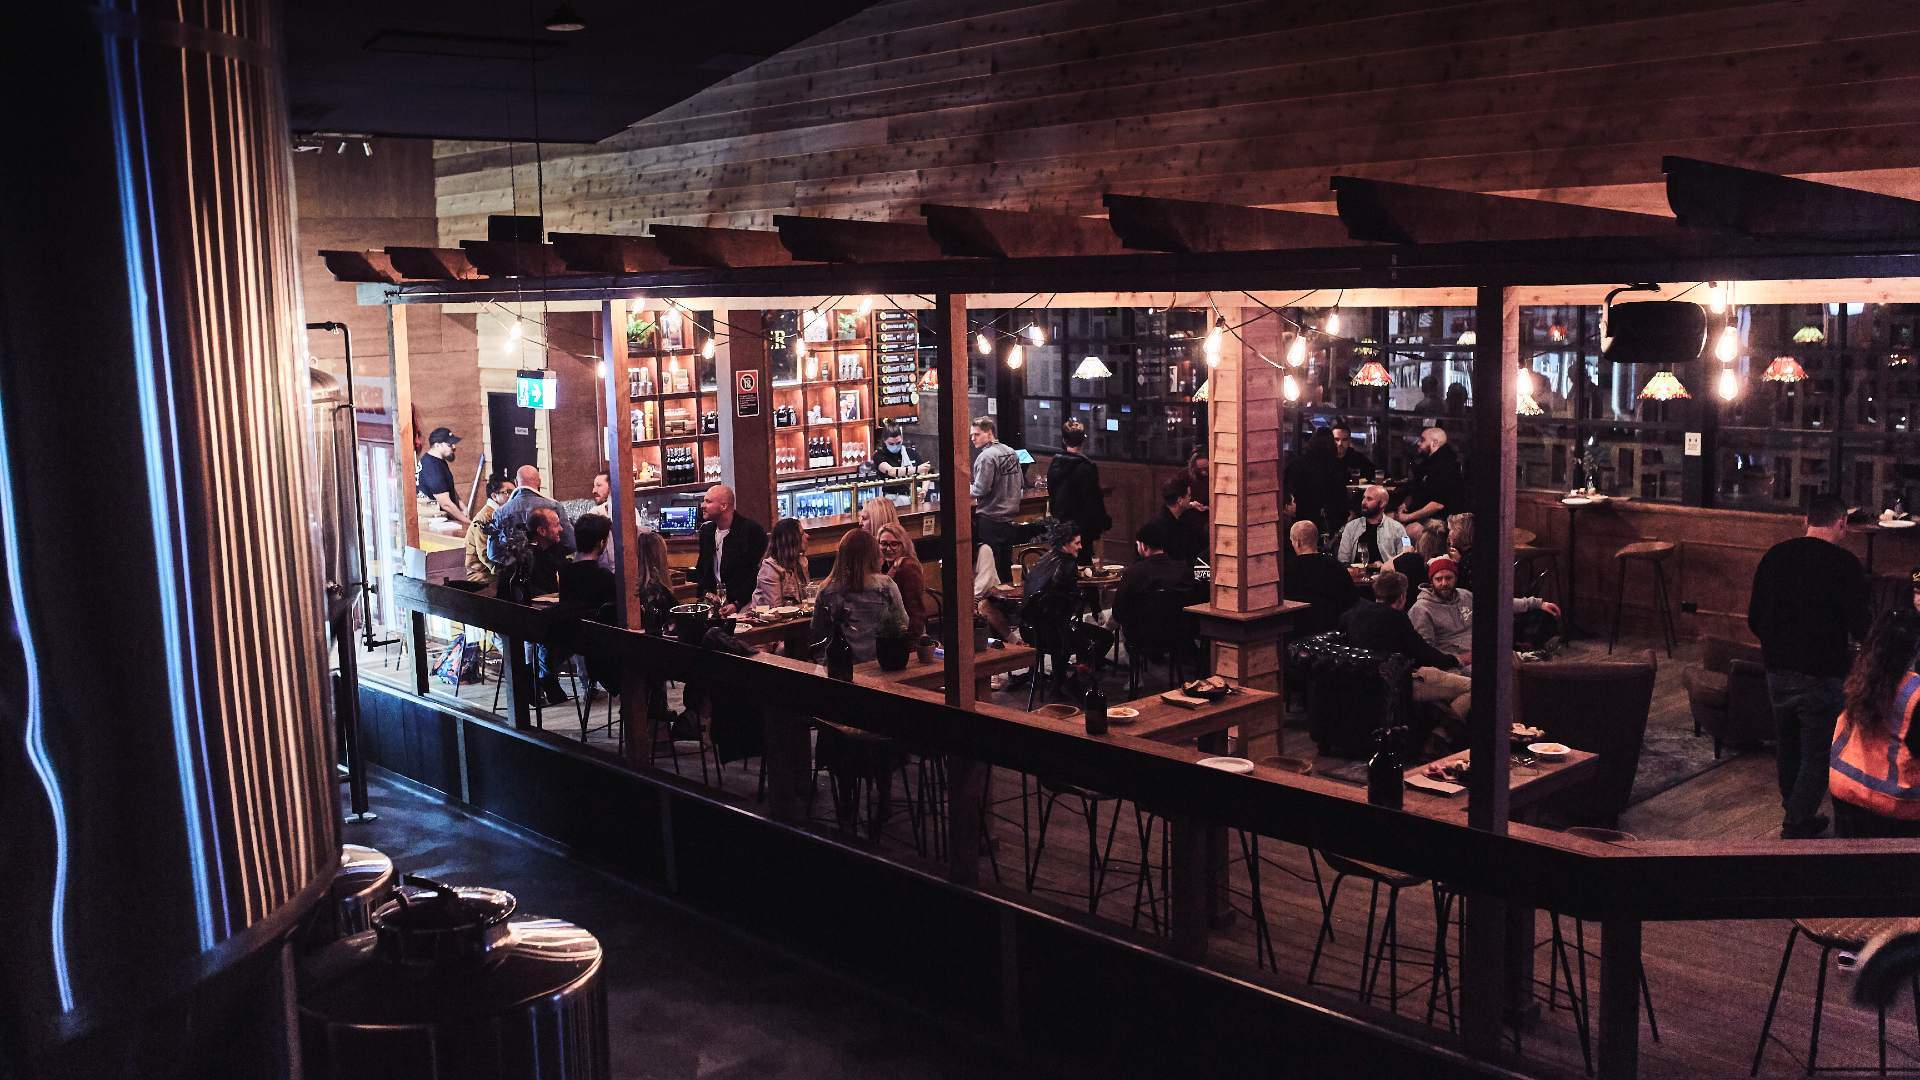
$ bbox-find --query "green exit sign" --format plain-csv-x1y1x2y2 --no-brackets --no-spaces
516,370,556,410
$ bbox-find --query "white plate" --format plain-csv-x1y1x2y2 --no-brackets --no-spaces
1107,706,1139,720
1528,741,1572,759
1561,497,1594,507
1197,756,1255,774
1880,519,1917,530
771,605,803,616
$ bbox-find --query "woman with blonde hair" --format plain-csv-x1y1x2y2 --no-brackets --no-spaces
876,521,927,639
752,517,810,609
633,530,676,634
809,527,908,661
859,496,902,537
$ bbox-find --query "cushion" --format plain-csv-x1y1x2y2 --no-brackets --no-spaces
1682,667,1730,710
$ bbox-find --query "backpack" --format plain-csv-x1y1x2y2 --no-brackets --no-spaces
432,633,483,685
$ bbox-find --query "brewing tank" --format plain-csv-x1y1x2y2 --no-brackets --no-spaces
300,882,610,1080
310,367,364,600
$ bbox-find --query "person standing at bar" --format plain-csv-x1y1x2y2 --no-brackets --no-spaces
583,471,613,518
694,483,768,616
871,425,922,498
1750,494,1871,839
417,426,471,529
969,417,1024,582
1394,426,1464,546
1047,420,1110,567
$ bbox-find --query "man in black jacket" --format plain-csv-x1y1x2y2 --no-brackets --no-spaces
1395,426,1466,547
1047,421,1110,566
1153,474,1208,570
1749,493,1870,838
1284,520,1358,637
693,484,768,615
1338,570,1470,721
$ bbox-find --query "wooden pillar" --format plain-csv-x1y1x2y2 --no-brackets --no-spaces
388,303,420,549
1597,919,1643,1079
1461,284,1519,1055
935,294,983,886
1206,309,1285,757
716,308,775,528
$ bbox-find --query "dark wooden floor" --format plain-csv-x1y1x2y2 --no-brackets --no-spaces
365,631,1914,1079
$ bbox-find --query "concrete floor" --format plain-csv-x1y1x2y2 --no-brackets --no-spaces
344,773,1091,1080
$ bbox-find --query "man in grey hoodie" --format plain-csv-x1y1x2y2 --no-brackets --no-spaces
1408,556,1559,674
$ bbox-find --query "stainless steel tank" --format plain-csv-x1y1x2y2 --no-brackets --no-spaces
300,881,610,1080
310,367,365,601
1,0,338,1073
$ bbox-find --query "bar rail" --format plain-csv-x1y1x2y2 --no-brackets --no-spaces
393,575,1920,924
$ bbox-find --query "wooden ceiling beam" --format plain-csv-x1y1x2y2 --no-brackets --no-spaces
1102,193,1358,252
548,232,674,274
458,240,570,278
383,246,480,281
920,203,1128,258
772,214,946,263
318,249,399,283
1331,176,1681,244
1664,156,1920,241
648,224,802,268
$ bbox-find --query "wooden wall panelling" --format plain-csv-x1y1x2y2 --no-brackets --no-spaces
543,310,604,496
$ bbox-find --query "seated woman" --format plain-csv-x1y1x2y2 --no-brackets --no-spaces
752,517,810,610
558,513,619,693
1830,609,1920,838
859,495,902,537
876,521,927,639
809,527,909,663
633,530,676,634
1021,522,1117,679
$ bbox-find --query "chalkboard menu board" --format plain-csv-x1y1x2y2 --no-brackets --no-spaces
876,310,920,422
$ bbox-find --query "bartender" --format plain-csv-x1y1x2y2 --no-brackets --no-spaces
871,425,924,495
417,426,471,529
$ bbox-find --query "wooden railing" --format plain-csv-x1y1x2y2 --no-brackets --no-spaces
391,574,1920,1077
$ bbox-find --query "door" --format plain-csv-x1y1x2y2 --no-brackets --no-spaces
487,391,539,485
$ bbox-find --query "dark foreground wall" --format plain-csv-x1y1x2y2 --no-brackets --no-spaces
359,682,1518,1079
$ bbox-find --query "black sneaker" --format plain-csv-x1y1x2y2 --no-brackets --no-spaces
1781,814,1830,839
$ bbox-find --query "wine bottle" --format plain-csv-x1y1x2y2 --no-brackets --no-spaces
1366,726,1404,810
1082,672,1108,736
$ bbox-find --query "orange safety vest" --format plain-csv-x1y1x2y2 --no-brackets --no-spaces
1830,672,1920,820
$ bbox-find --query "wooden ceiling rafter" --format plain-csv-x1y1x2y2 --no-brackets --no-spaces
648,224,804,268
383,246,481,281
1664,156,1920,242
1330,176,1683,244
772,214,949,263
920,203,1129,258
548,232,674,274
1102,193,1357,252
318,249,400,283
457,240,572,279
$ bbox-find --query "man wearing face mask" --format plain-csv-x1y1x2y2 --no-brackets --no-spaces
871,425,923,497
1408,555,1559,674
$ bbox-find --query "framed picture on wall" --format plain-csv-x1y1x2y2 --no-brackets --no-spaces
659,309,687,352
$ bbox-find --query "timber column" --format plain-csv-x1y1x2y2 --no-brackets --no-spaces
1188,310,1293,759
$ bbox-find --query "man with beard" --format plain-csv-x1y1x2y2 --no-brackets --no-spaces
1395,426,1466,546
1335,483,1410,566
1408,556,1559,674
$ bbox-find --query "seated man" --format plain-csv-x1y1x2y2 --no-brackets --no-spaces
1407,556,1560,674
1114,518,1200,657
496,505,572,705
557,513,618,692
1285,520,1358,637
1021,522,1117,680
1338,570,1471,723
1336,483,1411,566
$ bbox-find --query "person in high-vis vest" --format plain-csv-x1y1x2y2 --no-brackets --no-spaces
1830,609,1920,839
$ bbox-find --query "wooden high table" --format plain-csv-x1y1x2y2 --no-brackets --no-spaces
855,642,1038,696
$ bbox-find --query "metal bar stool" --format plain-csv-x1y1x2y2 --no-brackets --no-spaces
1513,526,1562,604
1608,540,1679,657
1546,827,1661,1076
1753,917,1920,1075
1309,852,1442,1016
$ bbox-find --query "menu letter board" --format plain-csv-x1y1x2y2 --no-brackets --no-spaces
877,310,920,422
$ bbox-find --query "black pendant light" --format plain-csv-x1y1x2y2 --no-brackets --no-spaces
543,3,586,31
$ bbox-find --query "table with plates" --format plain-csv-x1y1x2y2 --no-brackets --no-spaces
854,642,1038,695
731,603,818,653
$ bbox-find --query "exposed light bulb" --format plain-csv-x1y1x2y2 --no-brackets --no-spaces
1717,366,1741,401
701,337,717,360
596,361,607,379
1708,281,1728,315
508,321,523,341
1286,334,1307,367
1714,323,1739,363
1005,344,1025,370
856,296,873,315
793,340,807,362
1282,373,1301,402
1325,309,1342,336
1203,317,1225,366
1025,323,1045,347
1517,367,1534,398
976,332,992,356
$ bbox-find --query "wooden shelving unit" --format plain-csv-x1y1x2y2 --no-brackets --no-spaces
625,306,723,489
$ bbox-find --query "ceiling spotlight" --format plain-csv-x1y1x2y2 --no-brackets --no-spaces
543,3,587,31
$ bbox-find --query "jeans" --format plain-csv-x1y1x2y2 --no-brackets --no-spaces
1766,670,1844,831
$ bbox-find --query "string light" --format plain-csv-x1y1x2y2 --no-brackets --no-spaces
976,332,992,356
1716,366,1741,401
1203,316,1225,366
1707,281,1728,315
793,339,807,362
508,321,522,341
1286,334,1307,367
1005,343,1025,370
856,296,873,315
1714,323,1739,363
1325,309,1342,336
1025,323,1046,347
701,337,717,360
596,361,607,379
1282,372,1301,402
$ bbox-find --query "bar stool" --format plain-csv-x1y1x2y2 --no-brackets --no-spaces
1233,755,1323,972
1310,852,1440,1015
1752,916,1920,1075
1546,827,1661,1076
1513,527,1562,604
1608,540,1678,657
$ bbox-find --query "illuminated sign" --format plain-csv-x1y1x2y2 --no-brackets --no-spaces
515,370,556,410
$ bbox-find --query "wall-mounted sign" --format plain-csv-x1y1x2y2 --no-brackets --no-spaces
515,369,556,410
735,369,760,418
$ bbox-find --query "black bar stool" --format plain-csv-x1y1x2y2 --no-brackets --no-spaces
1546,827,1661,1075
1608,540,1678,657
1752,916,1920,1075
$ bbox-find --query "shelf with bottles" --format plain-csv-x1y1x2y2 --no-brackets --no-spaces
699,435,723,486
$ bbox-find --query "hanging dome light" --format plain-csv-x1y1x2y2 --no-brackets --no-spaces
1349,360,1392,387
1005,344,1024,370
1518,394,1545,417
1192,379,1209,402
1286,334,1308,367
1073,355,1112,380
1793,325,1826,344
1025,323,1046,347
1716,366,1742,401
1516,367,1536,399
1203,316,1225,366
1714,323,1740,363
975,332,992,356
1281,372,1301,402
1456,329,1478,347
1638,370,1690,401
1762,355,1808,383
1325,308,1342,336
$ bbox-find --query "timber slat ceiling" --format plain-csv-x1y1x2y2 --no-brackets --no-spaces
434,0,1920,240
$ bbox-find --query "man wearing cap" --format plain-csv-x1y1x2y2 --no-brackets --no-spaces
1408,555,1558,673
418,427,470,527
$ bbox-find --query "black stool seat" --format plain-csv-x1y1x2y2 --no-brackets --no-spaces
1753,916,1920,1074
1615,540,1676,562
1321,852,1426,889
